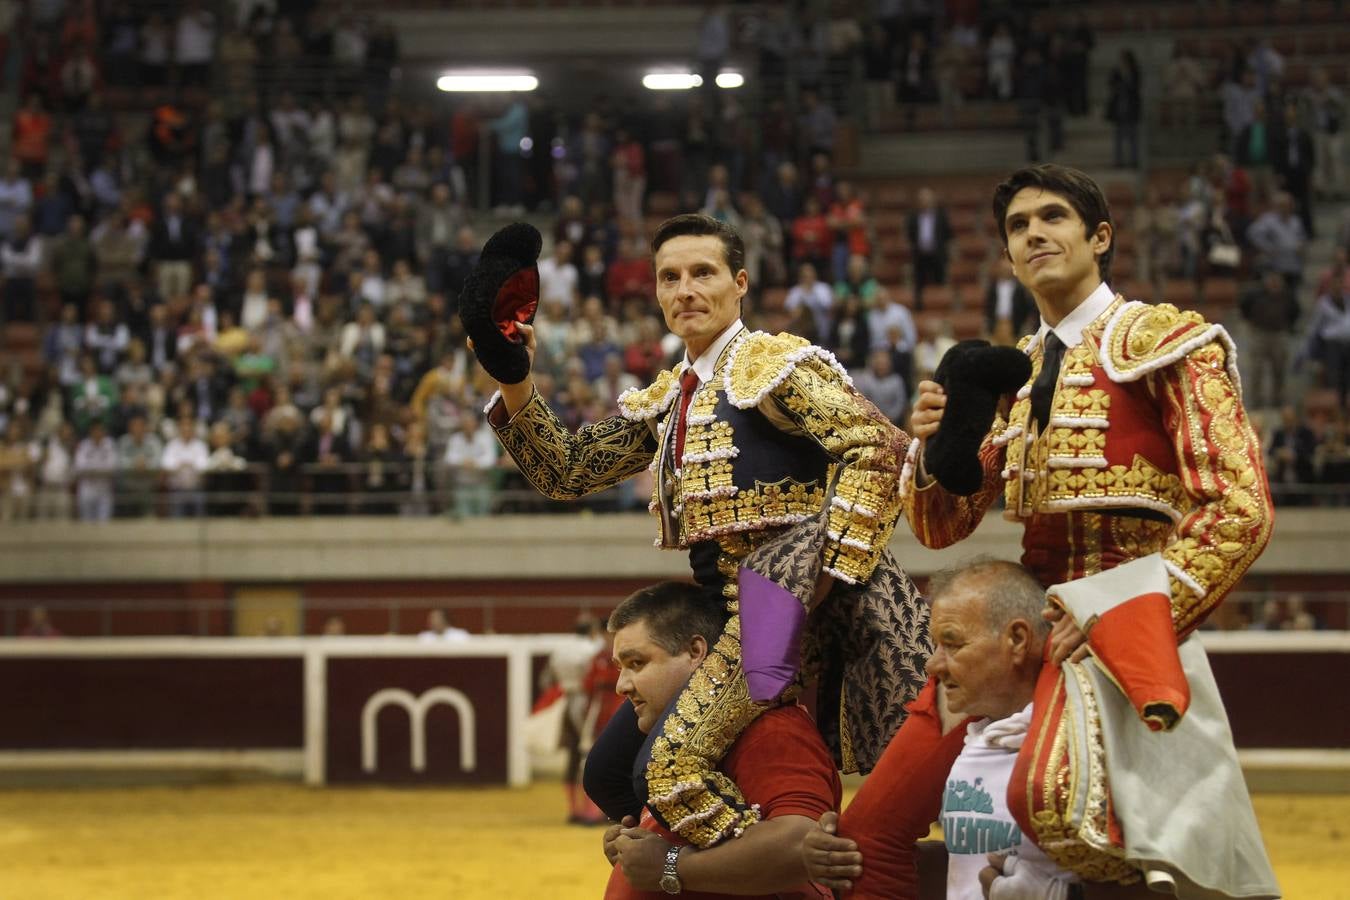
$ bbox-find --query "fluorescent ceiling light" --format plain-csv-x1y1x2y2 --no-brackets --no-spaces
437,71,538,92
715,71,744,89
643,72,702,91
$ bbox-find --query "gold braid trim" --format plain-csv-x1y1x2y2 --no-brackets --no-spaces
490,391,658,500
644,613,767,848
766,354,906,584
1161,342,1274,632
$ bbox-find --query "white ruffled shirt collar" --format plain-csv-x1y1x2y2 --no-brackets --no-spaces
684,319,745,385
1034,281,1115,350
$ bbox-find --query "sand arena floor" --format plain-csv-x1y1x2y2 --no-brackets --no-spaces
0,782,1345,899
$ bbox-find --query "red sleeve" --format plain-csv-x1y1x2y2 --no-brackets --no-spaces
722,705,842,822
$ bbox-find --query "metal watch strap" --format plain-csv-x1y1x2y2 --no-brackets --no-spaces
660,844,682,894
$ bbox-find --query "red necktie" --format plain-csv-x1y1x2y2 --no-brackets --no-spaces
673,368,700,465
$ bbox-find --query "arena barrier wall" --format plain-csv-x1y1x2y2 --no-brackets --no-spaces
0,632,1346,785
0,636,583,786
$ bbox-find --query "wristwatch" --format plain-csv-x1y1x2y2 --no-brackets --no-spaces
659,844,683,894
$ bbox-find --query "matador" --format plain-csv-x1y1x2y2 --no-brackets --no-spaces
460,214,928,849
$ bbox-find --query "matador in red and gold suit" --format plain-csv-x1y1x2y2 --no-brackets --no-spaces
837,281,1275,898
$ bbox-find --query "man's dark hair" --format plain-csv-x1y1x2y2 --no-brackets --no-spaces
992,164,1114,284
927,556,1051,639
650,213,746,275
608,581,729,654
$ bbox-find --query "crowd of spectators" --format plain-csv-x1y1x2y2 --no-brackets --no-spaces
0,1,1347,523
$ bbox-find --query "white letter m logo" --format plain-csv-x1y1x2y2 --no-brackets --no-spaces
361,687,478,774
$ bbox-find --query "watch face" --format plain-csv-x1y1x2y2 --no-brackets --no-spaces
659,873,681,894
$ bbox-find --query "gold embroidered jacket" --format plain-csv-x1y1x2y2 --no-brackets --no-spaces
490,329,906,586
902,297,1273,633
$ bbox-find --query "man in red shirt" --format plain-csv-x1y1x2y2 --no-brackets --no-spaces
603,581,839,899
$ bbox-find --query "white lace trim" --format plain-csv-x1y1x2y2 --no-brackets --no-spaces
898,437,920,501
680,447,739,465
686,413,718,427
826,530,871,552
1047,455,1109,469
482,390,503,416
1016,384,1032,400
1039,494,1183,523
1061,373,1096,386
992,425,1024,447
617,369,684,421
682,485,740,501
723,336,853,409
830,494,878,519
1048,415,1110,429
822,565,859,585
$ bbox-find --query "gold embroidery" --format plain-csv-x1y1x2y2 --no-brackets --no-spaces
1164,343,1273,631
726,332,812,402
645,620,766,847
1106,302,1206,379
617,367,680,420
494,393,657,500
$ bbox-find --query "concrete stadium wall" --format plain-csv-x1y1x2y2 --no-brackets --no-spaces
1,509,1344,584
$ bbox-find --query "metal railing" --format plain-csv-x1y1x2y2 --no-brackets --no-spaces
0,593,618,638
14,465,1344,521
3,590,1347,639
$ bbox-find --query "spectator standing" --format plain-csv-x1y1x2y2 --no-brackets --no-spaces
1,214,42,323
116,413,163,517
797,90,837,162
790,196,831,278
784,262,834,340
33,422,76,520
11,94,53,178
907,187,950,311
852,348,907,424
92,210,145,292
75,419,118,521
0,158,32,242
868,289,918,382
444,414,498,518
149,193,197,303
49,214,96,315
1163,43,1206,131
1247,192,1308,294
487,97,529,215
357,422,403,516
987,22,1016,100
538,239,580,313
861,24,895,128
174,0,216,88
1302,68,1346,200
827,292,872,372
0,421,33,521
984,255,1034,345
1303,283,1350,408
826,181,870,283
85,299,129,374
1267,404,1318,505
1238,271,1301,410
1222,71,1261,159
1134,187,1179,301
1106,50,1142,169
1272,101,1316,238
